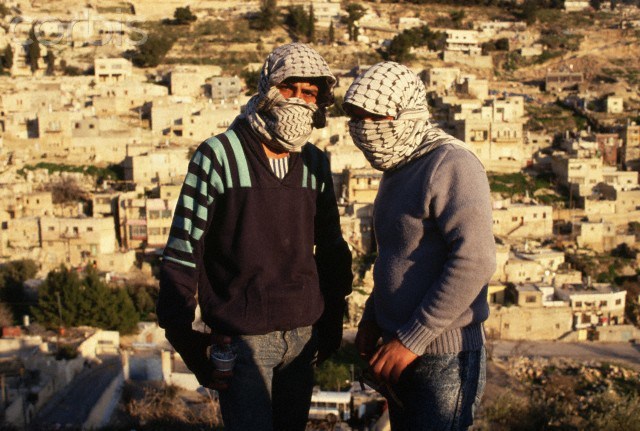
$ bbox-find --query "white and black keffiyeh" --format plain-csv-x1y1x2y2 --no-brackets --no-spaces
344,61,473,171
240,43,336,153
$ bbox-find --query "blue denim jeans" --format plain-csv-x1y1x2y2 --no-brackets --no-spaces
218,326,316,431
387,347,486,431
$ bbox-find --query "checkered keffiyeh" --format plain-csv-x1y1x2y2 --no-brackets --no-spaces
344,61,473,171
241,43,336,153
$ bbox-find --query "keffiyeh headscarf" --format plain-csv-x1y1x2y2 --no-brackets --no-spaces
241,43,336,153
344,61,473,171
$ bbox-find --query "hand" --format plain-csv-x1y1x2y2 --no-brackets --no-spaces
203,333,233,390
370,338,418,384
356,320,382,361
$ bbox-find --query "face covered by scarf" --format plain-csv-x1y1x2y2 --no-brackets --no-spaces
242,43,336,153
343,61,472,171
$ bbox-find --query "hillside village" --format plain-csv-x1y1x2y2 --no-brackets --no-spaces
1,0,640,429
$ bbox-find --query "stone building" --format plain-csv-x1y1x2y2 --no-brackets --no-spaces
208,76,242,101
622,121,640,170
340,169,382,204
575,220,635,252
94,58,133,85
452,97,527,172
551,153,603,197
123,147,190,186
606,95,624,114
40,216,117,268
117,186,178,250
492,202,553,239
545,72,583,92
554,282,626,328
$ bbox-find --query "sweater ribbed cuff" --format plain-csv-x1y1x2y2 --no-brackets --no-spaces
397,322,486,355
396,320,436,355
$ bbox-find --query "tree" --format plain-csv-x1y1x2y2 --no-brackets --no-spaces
0,259,38,321
254,0,279,31
45,50,55,75
315,359,351,391
520,0,539,25
384,25,442,62
344,3,366,42
129,31,175,68
32,266,139,334
328,20,335,43
449,9,465,28
285,5,310,38
49,176,88,204
27,26,40,73
173,6,197,25
0,302,13,327
241,68,261,95
308,4,315,43
4,45,13,71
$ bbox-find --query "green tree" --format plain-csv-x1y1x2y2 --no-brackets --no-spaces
45,50,55,75
0,259,38,321
308,4,315,43
285,5,310,38
173,6,197,25
315,359,351,391
328,20,335,43
4,45,13,71
449,9,465,28
344,3,366,41
27,26,40,73
254,0,279,31
520,0,539,25
32,266,139,334
241,68,261,95
384,25,442,62
130,31,175,68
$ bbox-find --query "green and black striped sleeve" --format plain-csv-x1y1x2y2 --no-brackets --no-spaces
157,134,228,330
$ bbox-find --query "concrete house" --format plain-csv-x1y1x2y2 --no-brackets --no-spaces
40,216,117,268
94,58,133,85
555,282,626,328
492,202,553,239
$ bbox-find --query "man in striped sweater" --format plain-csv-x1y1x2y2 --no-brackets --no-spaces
156,44,352,431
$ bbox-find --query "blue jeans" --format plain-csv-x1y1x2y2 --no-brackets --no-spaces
387,347,486,431
218,326,316,431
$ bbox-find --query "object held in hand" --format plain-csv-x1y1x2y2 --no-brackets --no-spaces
209,344,237,372
358,368,404,409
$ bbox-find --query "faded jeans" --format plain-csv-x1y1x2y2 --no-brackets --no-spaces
218,326,316,431
387,347,486,431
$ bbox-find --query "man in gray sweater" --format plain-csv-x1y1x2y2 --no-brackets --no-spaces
343,62,496,430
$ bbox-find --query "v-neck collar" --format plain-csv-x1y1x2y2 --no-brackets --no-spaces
234,119,301,184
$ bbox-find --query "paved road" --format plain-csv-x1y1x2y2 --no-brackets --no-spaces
344,329,640,368
490,340,640,368
30,356,121,430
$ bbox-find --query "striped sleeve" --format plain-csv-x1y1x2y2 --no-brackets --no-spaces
165,140,223,269
156,135,228,329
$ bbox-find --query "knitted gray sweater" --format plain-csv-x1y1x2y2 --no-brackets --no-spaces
361,143,496,355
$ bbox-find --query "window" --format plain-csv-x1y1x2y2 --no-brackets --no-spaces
555,323,560,329
575,301,582,307
615,299,622,305
504,323,509,329
129,225,147,239
526,295,537,303
87,227,93,232
512,216,518,222
148,210,160,220
48,226,55,231
600,300,607,307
